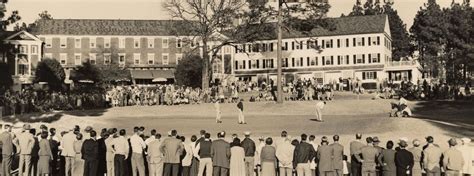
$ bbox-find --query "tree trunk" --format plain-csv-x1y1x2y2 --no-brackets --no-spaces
202,40,210,89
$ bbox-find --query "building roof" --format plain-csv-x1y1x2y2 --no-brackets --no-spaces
0,31,19,40
31,19,194,36
255,14,388,40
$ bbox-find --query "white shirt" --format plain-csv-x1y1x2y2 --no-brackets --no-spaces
130,134,146,154
276,140,295,168
182,142,193,166
145,136,156,146
112,136,129,157
316,101,325,109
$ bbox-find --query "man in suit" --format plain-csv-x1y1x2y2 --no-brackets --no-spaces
372,137,384,176
408,139,423,176
422,136,442,176
395,138,414,176
350,133,365,176
330,135,344,176
357,137,379,176
147,133,164,176
211,131,231,176
160,129,183,176
82,130,99,176
317,136,334,176
378,141,397,176
60,127,77,176
0,124,15,176
293,133,316,176
443,138,464,176
17,124,35,176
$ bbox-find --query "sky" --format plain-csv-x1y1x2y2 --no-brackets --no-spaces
7,0,457,30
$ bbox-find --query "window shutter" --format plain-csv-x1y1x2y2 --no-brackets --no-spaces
362,72,366,80
235,61,238,70
337,56,341,65
353,38,356,47
263,60,266,69
353,55,356,64
377,36,380,45
362,54,365,63
368,54,372,63
316,57,318,65
368,37,371,46
307,57,310,66
292,58,295,67
346,55,350,65
362,37,365,46
322,56,325,66
377,53,381,63
322,40,325,49
330,40,333,48
374,72,378,79
331,56,334,65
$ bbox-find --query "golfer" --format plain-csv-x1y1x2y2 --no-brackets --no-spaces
215,100,222,123
237,99,246,124
315,101,326,122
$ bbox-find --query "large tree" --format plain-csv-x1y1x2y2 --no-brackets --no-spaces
34,58,66,91
175,54,203,88
0,0,21,31
163,0,330,89
345,0,413,61
15,10,53,32
73,61,102,84
0,62,13,90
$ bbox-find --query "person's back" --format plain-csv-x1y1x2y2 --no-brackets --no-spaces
330,142,344,171
0,130,14,155
317,144,333,172
443,147,464,171
294,141,315,164
148,139,164,162
381,149,396,175
211,138,231,168
17,131,34,154
161,136,182,164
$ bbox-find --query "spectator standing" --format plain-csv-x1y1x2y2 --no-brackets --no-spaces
211,131,231,176
73,133,84,176
395,138,414,176
260,137,276,176
37,131,53,176
182,136,193,176
230,138,246,176
60,128,77,176
105,130,116,176
196,133,213,176
422,136,442,176
160,129,183,176
17,124,35,176
330,135,344,176
112,129,130,176
317,136,334,176
82,130,99,176
378,141,397,176
350,133,365,176
241,131,256,176
443,138,464,176
0,124,14,176
293,134,316,176
408,139,423,176
276,137,294,176
147,133,164,176
358,137,379,176
459,138,472,175
130,127,147,176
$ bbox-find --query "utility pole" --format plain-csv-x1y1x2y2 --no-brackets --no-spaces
276,0,283,103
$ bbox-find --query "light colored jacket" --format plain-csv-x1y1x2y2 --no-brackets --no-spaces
148,139,163,164
60,132,77,157
160,137,183,164
17,131,34,155
423,144,442,170
275,141,294,168
443,147,464,171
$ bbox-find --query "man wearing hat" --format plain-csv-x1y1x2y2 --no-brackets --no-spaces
357,137,379,176
211,131,231,176
408,139,423,176
443,138,464,176
422,136,442,176
317,136,334,176
241,131,256,176
372,137,384,176
458,138,472,175
395,138,414,176
16,124,35,176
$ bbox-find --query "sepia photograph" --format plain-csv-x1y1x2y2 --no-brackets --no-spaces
0,0,473,175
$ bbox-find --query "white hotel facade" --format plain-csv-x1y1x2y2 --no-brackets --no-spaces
230,15,421,89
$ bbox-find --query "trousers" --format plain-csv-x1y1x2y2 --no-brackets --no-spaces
114,154,126,176
238,109,245,123
163,163,180,176
296,163,312,176
149,161,164,176
213,166,229,176
84,159,98,176
131,153,146,176
244,157,255,176
19,154,31,176
1,154,12,176
198,158,213,176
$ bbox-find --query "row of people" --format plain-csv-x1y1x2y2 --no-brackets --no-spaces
1,123,472,176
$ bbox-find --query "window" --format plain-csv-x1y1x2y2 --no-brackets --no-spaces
282,42,288,51
44,53,52,59
291,41,295,50
75,38,81,48
368,37,372,46
89,53,96,64
362,71,377,80
337,55,343,65
356,37,364,46
74,54,81,65
282,58,288,67
346,38,350,47
104,38,111,48
134,38,140,48
337,39,340,48
345,55,350,65
235,61,239,70
60,54,67,65
310,57,317,66
377,36,380,45
118,54,126,65
162,53,169,65
321,40,325,49
176,54,183,64
133,53,141,65
369,53,381,63
176,38,182,48
19,46,27,54
119,38,126,48
354,54,365,64
269,43,274,52
45,38,52,48
60,38,67,48
148,38,154,48
104,54,111,65
325,39,333,48
90,38,96,48
324,56,333,65
162,38,169,48
148,53,155,65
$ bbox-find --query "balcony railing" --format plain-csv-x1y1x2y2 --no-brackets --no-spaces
386,60,417,67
